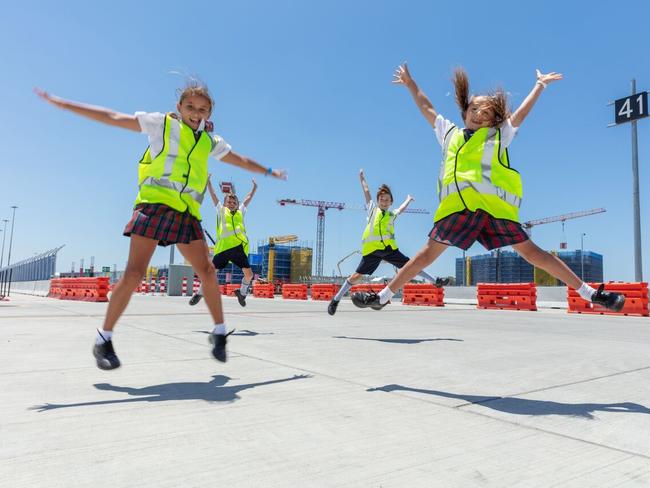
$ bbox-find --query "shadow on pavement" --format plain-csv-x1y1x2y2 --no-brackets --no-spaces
333,336,463,345
31,374,310,412
367,384,650,419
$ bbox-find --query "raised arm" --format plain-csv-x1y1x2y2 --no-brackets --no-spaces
395,194,415,215
509,69,563,128
393,63,438,128
220,151,287,180
359,169,372,205
206,176,220,207
34,88,140,132
242,179,258,208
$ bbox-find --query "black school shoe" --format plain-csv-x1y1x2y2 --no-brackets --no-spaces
351,291,388,310
591,284,626,312
93,338,121,370
328,299,339,316
209,330,235,362
234,289,247,307
189,293,203,306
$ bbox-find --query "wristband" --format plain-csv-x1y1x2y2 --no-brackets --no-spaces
265,167,273,176
536,80,547,89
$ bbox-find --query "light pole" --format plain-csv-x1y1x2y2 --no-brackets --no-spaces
580,233,587,281
0,219,8,268
6,206,17,267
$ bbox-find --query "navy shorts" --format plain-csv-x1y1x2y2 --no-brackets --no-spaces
213,244,250,270
429,209,529,251
355,247,410,275
123,204,204,247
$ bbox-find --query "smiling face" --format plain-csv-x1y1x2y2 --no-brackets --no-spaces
224,194,239,211
377,192,393,210
464,96,496,130
176,94,212,131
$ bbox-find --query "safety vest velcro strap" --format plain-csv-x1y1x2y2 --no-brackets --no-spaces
439,181,521,208
140,176,204,204
363,234,395,244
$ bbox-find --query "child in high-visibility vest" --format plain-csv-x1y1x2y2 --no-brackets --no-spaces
351,63,625,312
35,81,286,369
328,169,439,315
190,176,256,308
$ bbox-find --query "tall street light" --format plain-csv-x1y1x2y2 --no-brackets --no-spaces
7,206,17,267
0,219,8,268
580,233,587,281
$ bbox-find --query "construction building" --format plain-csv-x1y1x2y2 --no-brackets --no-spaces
455,250,604,286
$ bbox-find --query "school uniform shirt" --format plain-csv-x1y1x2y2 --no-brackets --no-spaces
433,114,518,154
135,111,232,161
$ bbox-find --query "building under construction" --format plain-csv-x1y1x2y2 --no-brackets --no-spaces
456,250,604,286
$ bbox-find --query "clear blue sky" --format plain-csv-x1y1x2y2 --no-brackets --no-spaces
2,0,649,280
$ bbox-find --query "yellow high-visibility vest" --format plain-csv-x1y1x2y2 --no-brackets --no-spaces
136,114,211,219
361,206,398,256
214,206,249,255
435,126,523,222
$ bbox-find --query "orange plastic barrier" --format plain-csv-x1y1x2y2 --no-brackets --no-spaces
350,284,385,294
282,283,308,300
402,283,444,307
48,277,110,302
252,282,275,299
310,283,340,301
477,282,537,311
567,282,649,317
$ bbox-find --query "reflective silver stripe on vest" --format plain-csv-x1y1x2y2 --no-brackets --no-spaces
162,120,181,178
480,128,498,183
439,180,521,208
439,126,458,194
363,234,395,243
140,176,204,204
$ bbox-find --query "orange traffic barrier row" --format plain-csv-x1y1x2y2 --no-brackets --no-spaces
568,282,649,317
48,277,110,302
252,282,275,299
402,283,444,307
477,282,537,311
224,284,240,296
311,283,340,301
282,283,308,300
350,284,385,294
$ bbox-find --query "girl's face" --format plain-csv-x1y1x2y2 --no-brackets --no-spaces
464,96,495,130
177,94,212,131
225,195,239,211
377,192,393,210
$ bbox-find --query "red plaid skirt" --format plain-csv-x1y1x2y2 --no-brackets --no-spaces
123,204,204,247
429,209,529,250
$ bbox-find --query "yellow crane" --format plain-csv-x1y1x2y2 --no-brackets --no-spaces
267,235,298,282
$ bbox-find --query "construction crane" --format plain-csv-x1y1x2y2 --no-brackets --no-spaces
522,208,606,249
267,234,298,282
278,198,430,277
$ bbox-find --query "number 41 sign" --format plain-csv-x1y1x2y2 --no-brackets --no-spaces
615,91,648,124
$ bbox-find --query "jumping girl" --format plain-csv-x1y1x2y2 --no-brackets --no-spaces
189,176,257,308
351,64,625,312
36,81,286,369
328,169,436,315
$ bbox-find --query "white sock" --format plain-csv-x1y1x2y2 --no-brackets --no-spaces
96,329,113,344
378,287,394,305
577,283,596,301
212,323,226,335
240,280,251,296
333,279,353,301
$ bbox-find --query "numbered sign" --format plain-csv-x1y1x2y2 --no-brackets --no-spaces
614,92,648,124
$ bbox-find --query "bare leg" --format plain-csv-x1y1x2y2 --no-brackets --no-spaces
387,239,449,292
177,240,223,324
512,239,582,289
102,235,158,331
242,267,254,283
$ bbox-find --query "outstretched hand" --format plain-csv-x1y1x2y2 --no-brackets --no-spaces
392,63,414,87
251,178,258,188
407,194,414,201
34,87,62,107
536,69,563,86
271,169,288,180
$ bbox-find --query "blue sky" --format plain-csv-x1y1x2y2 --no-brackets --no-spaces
1,0,649,280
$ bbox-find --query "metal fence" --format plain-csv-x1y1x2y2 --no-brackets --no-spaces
0,245,64,282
